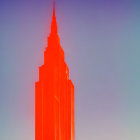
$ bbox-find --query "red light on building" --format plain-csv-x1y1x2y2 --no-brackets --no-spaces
35,1,75,140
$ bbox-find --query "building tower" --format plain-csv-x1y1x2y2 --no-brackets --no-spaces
35,1,75,140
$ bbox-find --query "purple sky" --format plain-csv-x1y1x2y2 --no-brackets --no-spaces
1,0,140,140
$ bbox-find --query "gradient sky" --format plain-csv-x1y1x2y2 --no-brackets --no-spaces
1,0,140,140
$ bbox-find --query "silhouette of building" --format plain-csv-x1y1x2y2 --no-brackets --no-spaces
35,2,75,140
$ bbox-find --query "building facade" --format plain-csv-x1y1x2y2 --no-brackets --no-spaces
35,3,75,140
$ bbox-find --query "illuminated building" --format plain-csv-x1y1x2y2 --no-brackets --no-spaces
35,2,75,140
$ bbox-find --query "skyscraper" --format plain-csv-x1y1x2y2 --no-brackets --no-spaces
35,2,75,140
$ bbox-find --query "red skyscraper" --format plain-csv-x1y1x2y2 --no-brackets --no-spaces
35,2,75,140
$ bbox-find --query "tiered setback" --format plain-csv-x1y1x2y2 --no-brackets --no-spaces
35,6,75,140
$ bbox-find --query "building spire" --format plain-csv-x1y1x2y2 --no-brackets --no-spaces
51,0,57,34
53,0,55,16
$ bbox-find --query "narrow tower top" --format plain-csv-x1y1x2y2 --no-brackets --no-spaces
51,0,57,34
53,0,55,16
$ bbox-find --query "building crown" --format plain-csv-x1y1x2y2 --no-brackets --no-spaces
51,0,57,34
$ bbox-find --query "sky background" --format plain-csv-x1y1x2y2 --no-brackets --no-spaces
1,0,140,140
